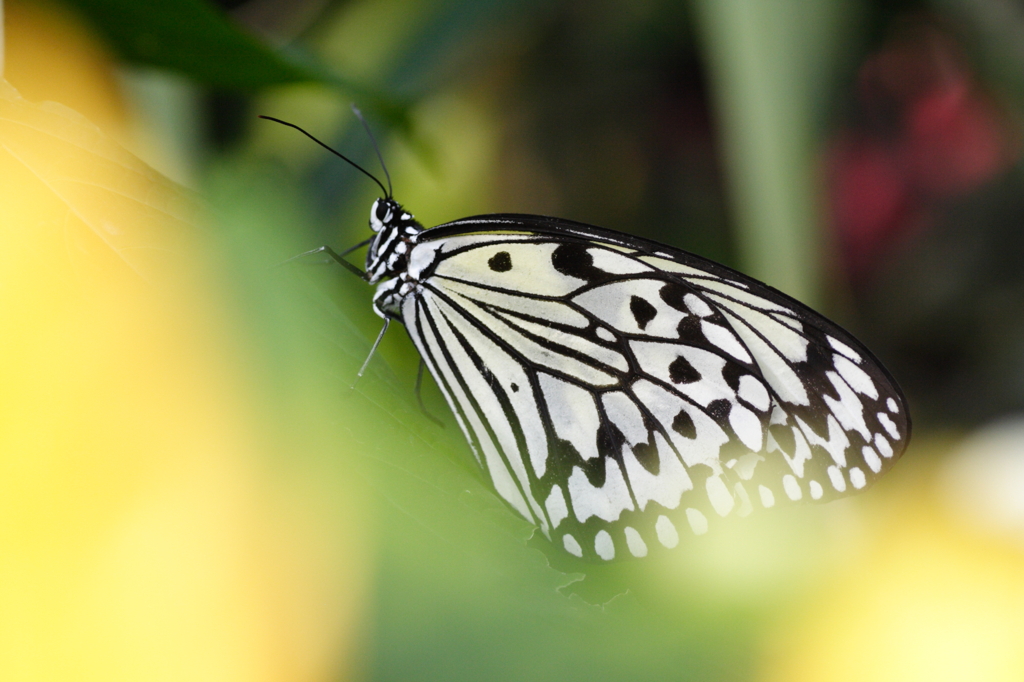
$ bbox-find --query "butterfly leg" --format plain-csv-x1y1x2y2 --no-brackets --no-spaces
352,316,391,388
415,359,445,428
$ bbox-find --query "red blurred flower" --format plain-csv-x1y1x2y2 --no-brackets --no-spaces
826,25,1018,277
905,79,1008,196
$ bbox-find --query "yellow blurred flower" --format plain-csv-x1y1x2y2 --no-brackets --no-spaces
760,455,1024,682
0,5,369,681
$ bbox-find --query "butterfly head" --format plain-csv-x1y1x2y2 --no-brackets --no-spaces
365,198,424,285
369,198,402,233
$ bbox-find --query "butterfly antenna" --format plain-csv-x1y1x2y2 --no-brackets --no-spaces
258,115,389,198
351,104,393,199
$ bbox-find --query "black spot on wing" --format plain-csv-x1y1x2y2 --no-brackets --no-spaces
632,440,660,475
669,355,701,384
510,382,519,393
672,409,697,439
721,362,744,392
488,251,512,272
551,243,612,283
580,452,608,487
659,282,690,312
677,316,704,344
596,419,625,459
629,295,657,330
706,399,731,423
586,419,626,486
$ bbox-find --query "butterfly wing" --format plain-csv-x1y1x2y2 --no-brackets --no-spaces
401,215,910,560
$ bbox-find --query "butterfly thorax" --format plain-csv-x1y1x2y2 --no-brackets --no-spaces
365,198,428,318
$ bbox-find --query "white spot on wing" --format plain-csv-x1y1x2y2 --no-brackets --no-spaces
850,467,867,489
862,445,882,473
686,508,709,535
875,433,893,458
624,527,648,557
539,372,601,462
877,412,900,439
770,404,788,425
596,327,616,342
656,515,679,548
706,475,735,516
568,460,634,523
684,293,713,317
594,530,615,560
729,404,764,452
783,474,802,500
545,485,569,529
827,465,846,492
828,336,862,363
809,480,824,499
738,375,770,411
834,355,879,399
700,321,752,362
588,247,652,274
759,485,775,507
563,534,583,557
887,397,899,413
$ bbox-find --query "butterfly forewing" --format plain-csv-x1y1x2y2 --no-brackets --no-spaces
390,213,909,561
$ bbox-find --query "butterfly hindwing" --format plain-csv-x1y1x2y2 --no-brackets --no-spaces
397,214,909,561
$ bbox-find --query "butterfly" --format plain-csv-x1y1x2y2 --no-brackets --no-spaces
265,116,911,562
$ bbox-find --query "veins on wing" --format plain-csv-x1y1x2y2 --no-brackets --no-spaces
422,284,628,387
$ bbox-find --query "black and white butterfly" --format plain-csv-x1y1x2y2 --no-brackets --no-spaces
267,117,911,562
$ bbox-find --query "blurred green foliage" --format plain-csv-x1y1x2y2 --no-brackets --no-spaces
64,0,318,86
56,0,412,124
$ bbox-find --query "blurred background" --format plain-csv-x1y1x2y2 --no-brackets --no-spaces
2,0,1024,680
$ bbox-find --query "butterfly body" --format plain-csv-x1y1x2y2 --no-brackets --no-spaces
363,197,910,562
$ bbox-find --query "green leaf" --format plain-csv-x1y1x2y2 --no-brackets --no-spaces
57,0,410,123
691,0,860,306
